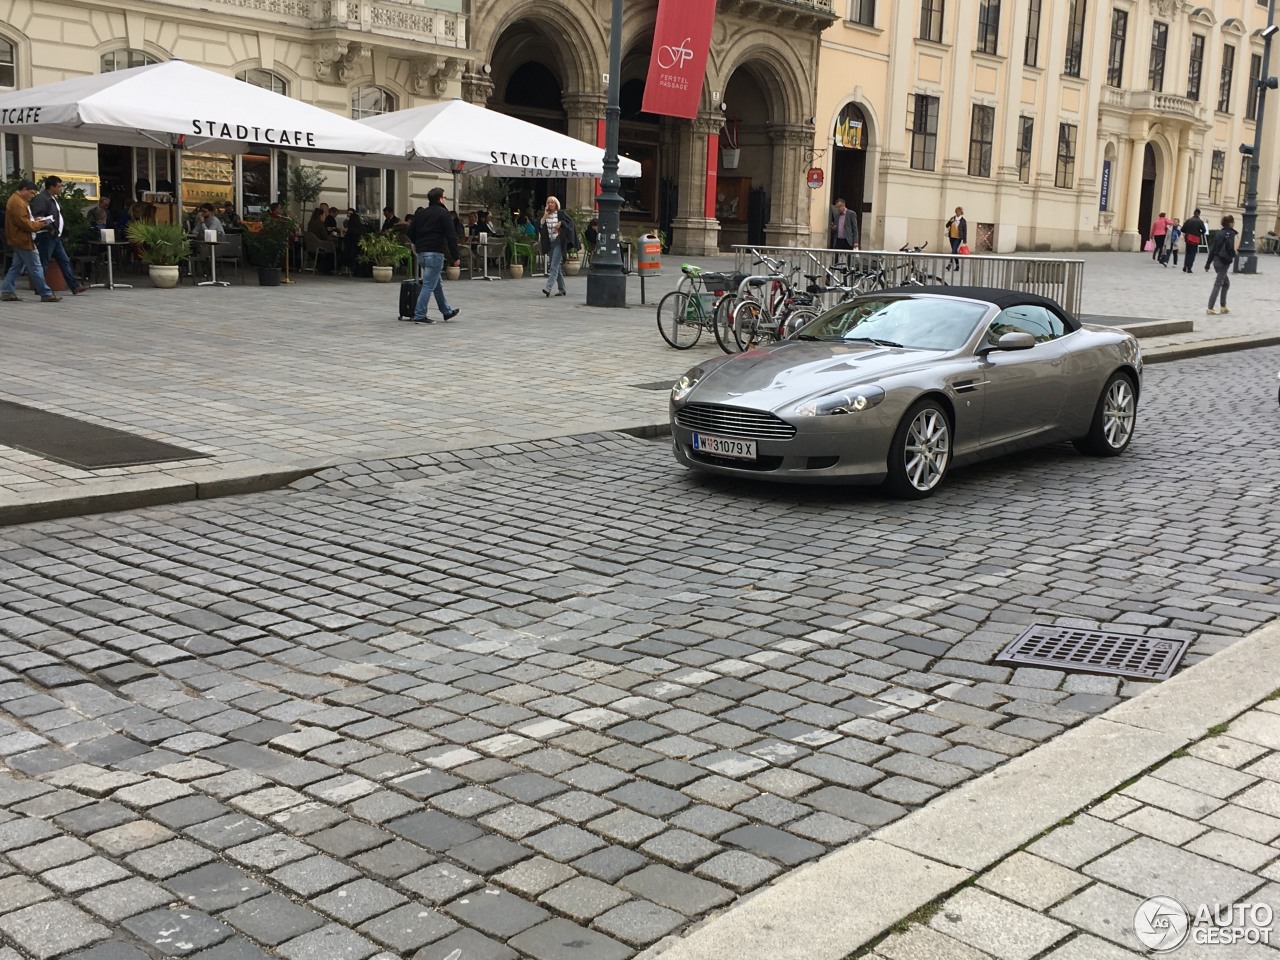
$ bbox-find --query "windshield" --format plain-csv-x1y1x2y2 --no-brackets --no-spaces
793,295,990,351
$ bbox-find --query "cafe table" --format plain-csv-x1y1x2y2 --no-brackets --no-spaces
89,240,133,290
193,237,230,287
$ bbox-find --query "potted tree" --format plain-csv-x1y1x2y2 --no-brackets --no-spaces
286,164,326,220
125,221,190,288
358,232,412,282
243,216,295,286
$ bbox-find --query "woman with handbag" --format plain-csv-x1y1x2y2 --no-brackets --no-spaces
945,206,967,271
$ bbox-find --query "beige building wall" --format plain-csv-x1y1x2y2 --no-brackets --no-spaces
811,0,1280,252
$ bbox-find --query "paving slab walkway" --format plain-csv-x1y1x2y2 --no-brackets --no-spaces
0,249,1277,523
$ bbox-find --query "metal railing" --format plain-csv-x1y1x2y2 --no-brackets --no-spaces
732,245,1085,316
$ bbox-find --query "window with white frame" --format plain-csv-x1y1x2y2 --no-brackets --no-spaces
847,0,875,26
101,49,158,72
237,68,287,96
351,86,397,216
1208,150,1224,204
1016,115,1034,183
1055,122,1077,189
969,104,995,177
910,94,940,170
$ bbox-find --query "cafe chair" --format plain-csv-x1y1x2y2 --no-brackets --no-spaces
506,237,535,273
302,233,337,274
215,234,244,283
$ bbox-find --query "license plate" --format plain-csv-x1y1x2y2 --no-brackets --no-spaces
692,432,757,460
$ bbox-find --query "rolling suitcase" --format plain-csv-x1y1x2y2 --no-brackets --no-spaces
398,278,422,321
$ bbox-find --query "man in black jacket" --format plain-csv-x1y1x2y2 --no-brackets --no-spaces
1181,209,1207,273
30,176,87,296
407,187,461,324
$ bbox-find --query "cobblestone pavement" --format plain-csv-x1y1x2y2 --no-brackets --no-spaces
0,250,1276,504
0,346,1278,959
863,697,1280,960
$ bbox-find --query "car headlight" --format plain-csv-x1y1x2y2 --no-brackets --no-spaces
671,367,705,403
794,386,886,417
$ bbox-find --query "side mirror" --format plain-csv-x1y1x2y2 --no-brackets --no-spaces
979,331,1037,354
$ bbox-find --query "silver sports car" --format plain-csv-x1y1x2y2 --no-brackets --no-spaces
670,287,1141,498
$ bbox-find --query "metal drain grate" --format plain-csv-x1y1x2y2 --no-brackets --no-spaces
995,624,1191,681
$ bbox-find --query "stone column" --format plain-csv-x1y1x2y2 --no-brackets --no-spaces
766,123,816,249
671,114,722,257
1172,129,1192,220
562,93,607,214
1120,133,1146,251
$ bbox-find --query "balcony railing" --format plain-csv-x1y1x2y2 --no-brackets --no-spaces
198,0,466,47
1101,87,1202,120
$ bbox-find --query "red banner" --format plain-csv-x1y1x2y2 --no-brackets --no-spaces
705,132,718,219
641,0,716,120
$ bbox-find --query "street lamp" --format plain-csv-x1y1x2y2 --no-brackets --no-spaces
1237,5,1278,275
586,0,627,308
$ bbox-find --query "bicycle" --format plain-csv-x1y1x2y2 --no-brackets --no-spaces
656,264,737,349
730,259,820,350
896,242,949,287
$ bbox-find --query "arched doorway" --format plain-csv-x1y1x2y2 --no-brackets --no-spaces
1138,143,1158,242
489,22,573,218
721,66,775,247
831,103,870,231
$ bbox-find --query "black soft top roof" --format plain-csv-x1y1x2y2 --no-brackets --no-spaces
888,285,1080,331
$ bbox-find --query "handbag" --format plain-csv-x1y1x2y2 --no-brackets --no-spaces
1185,233,1201,244
958,244,970,256
1143,239,1155,252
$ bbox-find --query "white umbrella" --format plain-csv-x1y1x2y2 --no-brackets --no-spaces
0,59,407,155
299,99,641,178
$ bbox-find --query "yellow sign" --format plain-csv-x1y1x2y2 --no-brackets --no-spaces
35,171,101,199
835,116,863,150
180,151,234,210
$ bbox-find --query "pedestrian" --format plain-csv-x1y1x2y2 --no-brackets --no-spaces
1181,208,1206,273
406,186,461,324
1205,214,1237,315
945,206,967,270
30,176,87,296
1,179,61,303
1150,212,1170,261
1160,218,1181,268
538,196,577,298
830,198,860,260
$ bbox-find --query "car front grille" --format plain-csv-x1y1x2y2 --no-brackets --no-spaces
676,404,797,441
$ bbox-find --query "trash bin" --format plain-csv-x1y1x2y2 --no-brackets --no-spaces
639,233,662,277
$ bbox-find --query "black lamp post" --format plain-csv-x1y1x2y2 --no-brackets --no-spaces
1237,0,1278,275
586,0,627,308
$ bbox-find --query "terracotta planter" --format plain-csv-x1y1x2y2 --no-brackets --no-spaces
506,264,525,279
149,264,180,288
563,259,581,276
445,265,461,282
372,265,394,283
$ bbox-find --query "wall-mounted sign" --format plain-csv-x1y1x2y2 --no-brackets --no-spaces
1099,159,1112,211
807,167,824,190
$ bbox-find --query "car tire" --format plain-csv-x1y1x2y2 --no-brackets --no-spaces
657,292,702,350
884,398,952,499
1073,370,1137,457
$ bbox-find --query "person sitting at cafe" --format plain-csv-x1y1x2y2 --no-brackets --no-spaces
452,210,466,241
306,207,338,275
267,202,284,219
381,207,400,233
193,203,225,239
341,209,366,274
319,202,341,239
220,201,242,230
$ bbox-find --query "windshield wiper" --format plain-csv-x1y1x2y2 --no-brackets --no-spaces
846,336,903,348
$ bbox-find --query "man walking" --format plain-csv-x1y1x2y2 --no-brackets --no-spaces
1205,214,1237,316
407,187,460,324
1,180,60,303
1182,209,1206,273
31,176,87,296
830,199,859,259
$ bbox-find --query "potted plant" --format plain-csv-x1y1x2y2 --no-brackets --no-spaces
445,261,461,282
563,248,581,277
125,221,190,288
358,231,412,282
721,118,740,169
286,164,326,220
243,216,295,286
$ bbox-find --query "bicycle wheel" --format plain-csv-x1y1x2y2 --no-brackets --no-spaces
784,308,821,337
713,294,740,353
657,292,702,349
732,298,767,351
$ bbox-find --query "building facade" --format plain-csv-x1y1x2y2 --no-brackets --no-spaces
0,0,835,255
810,0,1280,251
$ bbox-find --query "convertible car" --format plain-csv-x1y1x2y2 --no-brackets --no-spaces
670,287,1141,498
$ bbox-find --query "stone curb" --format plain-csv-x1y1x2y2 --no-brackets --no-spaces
0,463,317,528
1142,333,1280,363
642,620,1280,960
